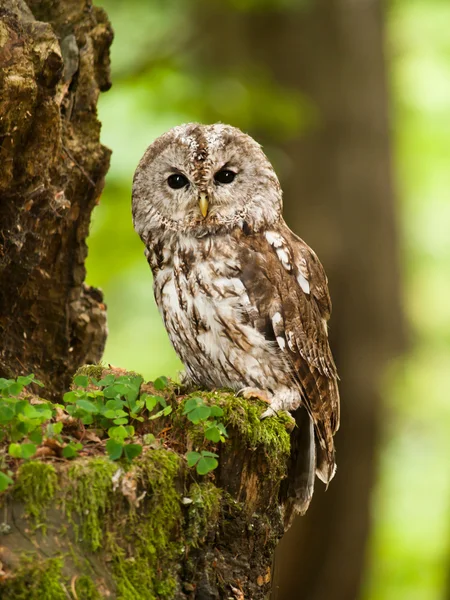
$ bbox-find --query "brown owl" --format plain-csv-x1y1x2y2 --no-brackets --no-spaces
132,123,339,510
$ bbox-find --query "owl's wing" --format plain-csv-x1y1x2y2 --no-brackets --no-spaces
237,224,340,483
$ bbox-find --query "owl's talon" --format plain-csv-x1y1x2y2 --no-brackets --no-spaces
260,406,278,420
237,387,272,404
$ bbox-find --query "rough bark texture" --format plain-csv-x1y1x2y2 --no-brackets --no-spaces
196,1,404,598
0,0,111,396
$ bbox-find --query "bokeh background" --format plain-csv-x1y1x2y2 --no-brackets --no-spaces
86,1,450,598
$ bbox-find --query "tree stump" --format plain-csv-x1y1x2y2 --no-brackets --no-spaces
0,366,295,599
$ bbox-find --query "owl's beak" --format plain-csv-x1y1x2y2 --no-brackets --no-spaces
199,193,209,218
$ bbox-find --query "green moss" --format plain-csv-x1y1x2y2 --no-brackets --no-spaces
109,449,182,600
74,575,103,600
219,394,291,456
186,482,222,547
180,390,291,456
14,462,57,528
0,557,66,600
65,458,117,551
74,363,104,380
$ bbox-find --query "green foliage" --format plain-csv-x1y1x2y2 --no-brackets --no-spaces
183,396,227,435
0,371,232,495
64,372,144,427
9,442,37,459
220,393,291,457
62,441,83,458
153,375,169,390
143,392,173,420
0,470,13,491
182,396,228,474
0,374,53,490
65,375,229,475
63,373,165,461
0,374,43,397
0,371,186,498
186,450,219,475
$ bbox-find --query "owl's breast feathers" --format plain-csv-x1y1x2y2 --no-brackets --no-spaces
149,224,339,483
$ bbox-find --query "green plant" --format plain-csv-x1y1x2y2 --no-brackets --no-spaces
0,374,54,490
63,373,172,461
0,372,230,488
186,450,219,475
183,396,228,474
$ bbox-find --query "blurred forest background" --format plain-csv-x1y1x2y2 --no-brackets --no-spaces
86,0,450,599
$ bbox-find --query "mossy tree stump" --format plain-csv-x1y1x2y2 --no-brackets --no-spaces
0,367,297,599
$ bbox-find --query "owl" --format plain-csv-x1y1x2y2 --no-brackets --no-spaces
132,123,340,510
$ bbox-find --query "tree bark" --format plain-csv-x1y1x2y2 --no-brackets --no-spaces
195,1,404,598
0,0,111,397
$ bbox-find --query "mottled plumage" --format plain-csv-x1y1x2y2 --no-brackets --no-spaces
132,123,340,510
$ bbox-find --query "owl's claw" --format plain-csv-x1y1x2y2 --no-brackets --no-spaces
237,387,272,404
260,406,278,420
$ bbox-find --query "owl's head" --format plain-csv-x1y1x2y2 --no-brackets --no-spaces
132,123,282,241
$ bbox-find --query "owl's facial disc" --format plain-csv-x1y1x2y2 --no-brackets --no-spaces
132,123,283,240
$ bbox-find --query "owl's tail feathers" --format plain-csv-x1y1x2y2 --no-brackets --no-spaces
315,419,337,485
281,406,316,527
315,442,337,485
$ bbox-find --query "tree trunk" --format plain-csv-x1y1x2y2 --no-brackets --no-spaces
195,1,404,598
0,0,111,397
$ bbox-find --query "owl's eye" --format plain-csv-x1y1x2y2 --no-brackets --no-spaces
167,173,189,189
214,169,236,184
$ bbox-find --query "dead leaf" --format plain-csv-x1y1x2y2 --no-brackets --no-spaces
257,566,271,586
121,471,138,506
83,430,102,443
34,446,56,458
54,407,78,427
43,437,63,452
